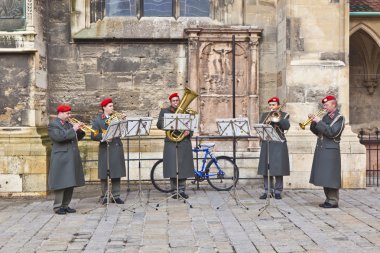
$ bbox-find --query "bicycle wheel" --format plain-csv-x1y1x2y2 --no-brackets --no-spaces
206,156,239,191
150,159,172,193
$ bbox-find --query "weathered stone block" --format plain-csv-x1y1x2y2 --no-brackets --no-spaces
290,153,314,172
342,171,366,188
23,156,48,174
6,156,26,174
48,59,79,74
48,23,70,44
23,173,48,192
97,57,141,73
284,172,318,189
0,174,22,192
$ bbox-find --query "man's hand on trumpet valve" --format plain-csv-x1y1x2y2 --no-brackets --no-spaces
72,123,82,132
308,113,320,123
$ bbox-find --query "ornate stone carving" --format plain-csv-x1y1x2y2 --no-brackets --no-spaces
26,0,34,29
184,28,262,136
363,78,378,95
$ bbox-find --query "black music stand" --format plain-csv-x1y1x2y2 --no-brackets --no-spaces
252,123,288,216
155,113,196,209
215,117,251,210
101,120,134,220
121,117,153,210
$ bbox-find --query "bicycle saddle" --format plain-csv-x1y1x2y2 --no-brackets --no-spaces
199,143,215,148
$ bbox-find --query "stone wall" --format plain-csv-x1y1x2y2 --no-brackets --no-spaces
0,0,369,194
0,0,49,196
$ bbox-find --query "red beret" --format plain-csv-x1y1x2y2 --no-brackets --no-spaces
168,92,179,101
100,98,113,107
322,95,336,104
268,96,280,104
56,104,71,113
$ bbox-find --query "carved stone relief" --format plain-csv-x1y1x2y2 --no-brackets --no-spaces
185,28,262,136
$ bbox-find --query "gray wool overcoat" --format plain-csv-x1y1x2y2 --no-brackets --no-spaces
258,111,290,176
309,110,345,189
91,114,126,179
157,107,195,179
48,118,85,190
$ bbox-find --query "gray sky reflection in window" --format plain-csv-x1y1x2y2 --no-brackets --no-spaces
180,0,209,17
144,0,172,17
106,0,136,16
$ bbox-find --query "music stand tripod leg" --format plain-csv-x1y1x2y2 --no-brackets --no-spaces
102,142,134,222
127,131,155,210
216,135,248,210
257,139,290,217
155,140,193,209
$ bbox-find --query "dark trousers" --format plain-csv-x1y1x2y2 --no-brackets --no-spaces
170,178,186,192
53,187,74,210
263,176,283,194
101,178,121,198
324,187,339,205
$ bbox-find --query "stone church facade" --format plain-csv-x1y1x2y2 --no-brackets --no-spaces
0,0,375,195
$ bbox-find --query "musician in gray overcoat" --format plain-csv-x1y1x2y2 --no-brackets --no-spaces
48,104,85,215
156,92,194,199
309,95,345,208
91,98,126,204
258,96,290,200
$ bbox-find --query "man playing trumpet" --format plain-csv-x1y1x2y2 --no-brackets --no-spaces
308,95,345,208
48,104,85,214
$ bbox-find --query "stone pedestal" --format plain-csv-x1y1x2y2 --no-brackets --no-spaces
0,127,50,196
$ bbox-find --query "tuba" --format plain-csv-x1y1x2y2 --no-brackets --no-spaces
166,87,198,142
299,108,327,130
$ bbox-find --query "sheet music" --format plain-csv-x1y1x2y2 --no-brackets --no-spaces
216,118,251,137
163,114,195,131
101,121,121,142
252,124,283,143
122,117,153,137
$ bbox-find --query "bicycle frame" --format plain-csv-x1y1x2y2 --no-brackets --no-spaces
192,146,224,178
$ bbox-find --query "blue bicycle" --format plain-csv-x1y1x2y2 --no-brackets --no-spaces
150,143,239,192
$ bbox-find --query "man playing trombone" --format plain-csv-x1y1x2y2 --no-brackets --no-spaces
308,95,345,208
91,98,126,205
48,104,85,214
258,97,290,200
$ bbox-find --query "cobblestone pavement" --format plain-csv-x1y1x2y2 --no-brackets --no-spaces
0,184,380,253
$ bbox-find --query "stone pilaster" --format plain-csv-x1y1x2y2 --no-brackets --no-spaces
0,127,49,196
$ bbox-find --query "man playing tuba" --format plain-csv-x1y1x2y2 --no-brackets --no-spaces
156,91,195,199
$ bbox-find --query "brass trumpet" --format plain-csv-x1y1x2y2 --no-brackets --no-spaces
299,109,327,130
68,118,96,133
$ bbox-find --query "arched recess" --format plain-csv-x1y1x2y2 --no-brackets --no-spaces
349,27,380,132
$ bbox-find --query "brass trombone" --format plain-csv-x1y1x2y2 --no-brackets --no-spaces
299,109,327,130
263,99,287,124
68,118,96,133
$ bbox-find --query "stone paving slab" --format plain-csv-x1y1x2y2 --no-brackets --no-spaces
0,185,380,253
